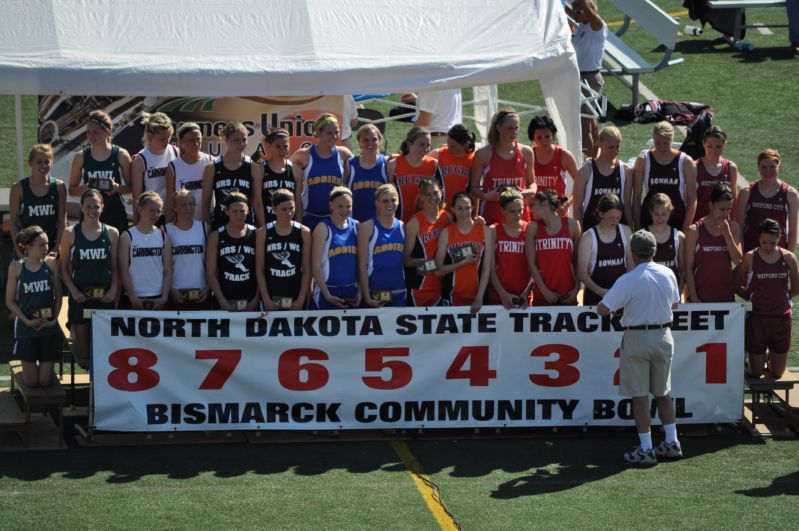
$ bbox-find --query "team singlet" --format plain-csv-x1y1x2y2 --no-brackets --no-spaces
166,220,207,291
742,181,789,252
746,251,791,316
437,147,474,209
14,260,56,339
137,145,178,205
70,222,112,291
19,177,59,252
211,155,255,229
487,221,530,305
303,145,344,229
394,154,437,224
582,160,626,231
532,218,574,305
348,155,387,223
409,210,450,307
264,221,304,299
694,157,732,222
368,217,405,292
446,223,485,306
82,145,129,232
534,145,567,198
480,143,530,226
262,161,297,224
127,226,165,298
640,151,687,229
216,225,257,301
693,219,735,302
171,153,214,221
583,225,628,305
651,226,680,279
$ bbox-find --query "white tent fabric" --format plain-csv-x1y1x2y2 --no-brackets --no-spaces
0,0,581,158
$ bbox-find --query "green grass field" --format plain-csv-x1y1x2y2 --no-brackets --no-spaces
1,1,798,528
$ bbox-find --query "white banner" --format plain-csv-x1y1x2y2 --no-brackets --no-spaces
91,304,745,431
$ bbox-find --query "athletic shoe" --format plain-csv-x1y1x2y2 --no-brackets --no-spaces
654,440,683,459
624,446,657,466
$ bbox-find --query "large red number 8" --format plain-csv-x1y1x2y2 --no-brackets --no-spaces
107,348,160,391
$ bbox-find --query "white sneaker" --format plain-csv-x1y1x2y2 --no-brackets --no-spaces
624,446,657,466
654,440,683,459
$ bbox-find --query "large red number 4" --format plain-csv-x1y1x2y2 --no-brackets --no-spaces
278,349,330,391
529,344,580,387
107,348,160,391
696,343,726,384
446,346,496,386
362,348,413,390
196,350,242,390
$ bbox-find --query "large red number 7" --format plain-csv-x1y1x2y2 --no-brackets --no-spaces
196,350,242,390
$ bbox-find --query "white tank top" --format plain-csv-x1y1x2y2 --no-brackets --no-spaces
573,21,608,72
127,225,165,297
138,145,178,204
166,220,207,290
171,153,213,220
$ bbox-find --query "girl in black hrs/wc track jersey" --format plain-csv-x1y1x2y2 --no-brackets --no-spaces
258,128,302,224
206,193,259,311
256,188,311,311
201,121,265,230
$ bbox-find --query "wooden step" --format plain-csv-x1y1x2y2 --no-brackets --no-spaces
10,361,66,405
0,390,26,429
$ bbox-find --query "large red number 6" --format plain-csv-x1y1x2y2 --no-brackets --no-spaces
278,349,329,391
529,344,580,387
445,346,496,386
196,350,242,390
107,348,160,391
696,343,726,384
363,348,413,390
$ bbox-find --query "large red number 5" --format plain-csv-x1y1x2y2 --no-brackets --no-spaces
278,349,329,391
529,344,580,387
363,348,413,390
446,346,496,386
696,343,726,384
196,350,242,390
107,348,160,391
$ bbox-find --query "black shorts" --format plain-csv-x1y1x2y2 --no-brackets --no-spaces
13,333,62,363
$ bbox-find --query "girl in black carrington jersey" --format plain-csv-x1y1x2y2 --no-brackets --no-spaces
256,188,311,311
206,193,259,311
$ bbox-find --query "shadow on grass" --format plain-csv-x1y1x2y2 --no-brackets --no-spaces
0,432,760,489
675,38,797,62
736,470,799,497
405,433,759,499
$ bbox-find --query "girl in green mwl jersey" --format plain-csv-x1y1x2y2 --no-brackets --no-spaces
60,189,120,367
5,225,63,387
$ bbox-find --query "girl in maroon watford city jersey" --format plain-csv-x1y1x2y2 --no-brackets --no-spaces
685,183,742,303
736,148,799,253
735,218,799,380
693,126,739,223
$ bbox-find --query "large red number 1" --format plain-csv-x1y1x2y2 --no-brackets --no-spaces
278,349,330,391
196,350,242,389
696,343,726,384
529,344,580,387
446,346,496,386
107,348,160,391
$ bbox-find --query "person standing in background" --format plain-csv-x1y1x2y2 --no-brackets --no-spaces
598,230,682,466
566,0,607,159
415,89,463,149
340,96,360,149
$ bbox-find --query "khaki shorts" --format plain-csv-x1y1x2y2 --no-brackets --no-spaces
580,71,604,114
618,328,674,398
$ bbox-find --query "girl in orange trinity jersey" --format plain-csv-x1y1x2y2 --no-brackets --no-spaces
429,124,476,209
388,126,438,223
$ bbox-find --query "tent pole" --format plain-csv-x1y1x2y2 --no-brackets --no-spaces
15,95,24,179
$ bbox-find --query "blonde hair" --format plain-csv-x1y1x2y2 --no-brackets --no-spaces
177,122,202,139
315,113,339,134
598,126,622,143
140,112,174,147
137,191,163,209
652,121,674,139
27,143,53,162
357,123,383,145
649,192,673,213
374,183,398,204
171,188,197,210
220,121,248,140
487,108,520,146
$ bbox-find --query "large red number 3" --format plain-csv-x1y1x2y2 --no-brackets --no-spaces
278,349,329,391
196,350,242,390
696,343,726,384
529,344,580,387
107,348,160,391
362,348,413,390
446,346,496,386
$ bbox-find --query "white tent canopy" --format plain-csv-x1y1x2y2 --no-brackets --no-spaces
0,0,581,162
